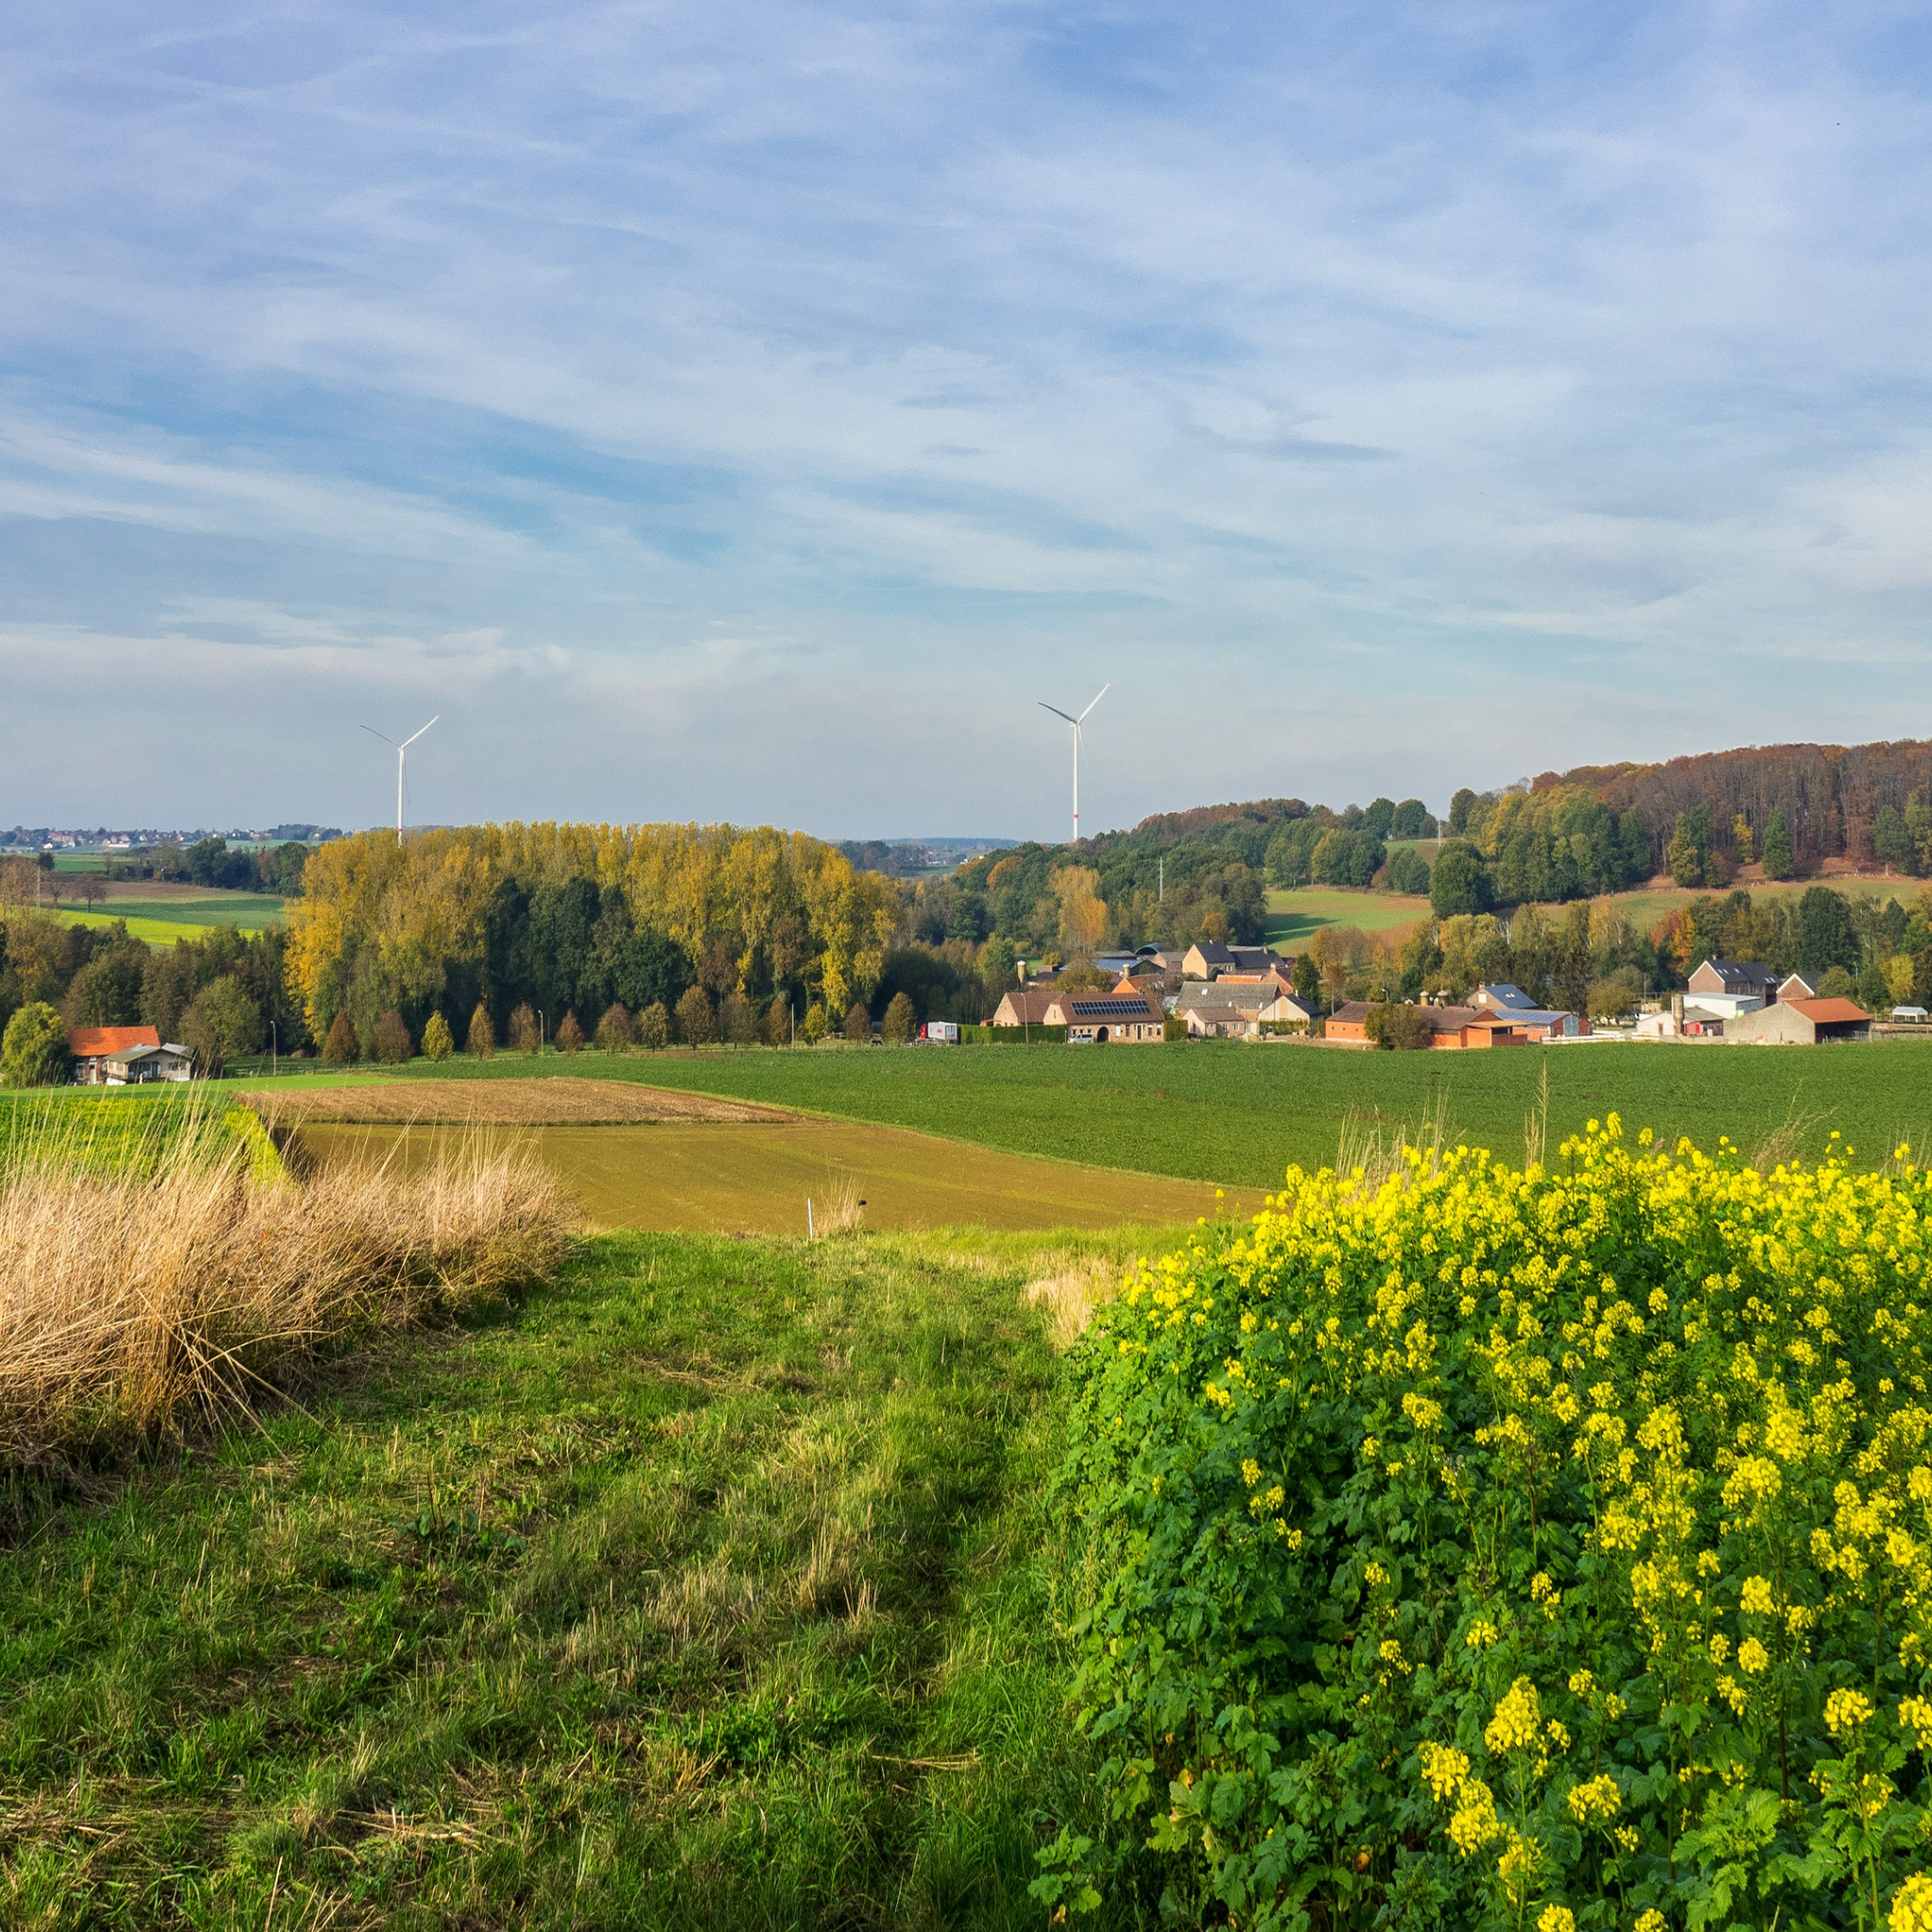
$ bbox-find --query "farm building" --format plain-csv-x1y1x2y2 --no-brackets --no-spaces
1777,973,1817,1002
1328,1002,1535,1049
1724,998,1873,1045
1177,1003,1259,1039
1686,958,1776,1018
987,988,1065,1028
1470,986,1590,1039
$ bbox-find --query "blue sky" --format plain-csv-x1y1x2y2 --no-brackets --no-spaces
3,2,1929,838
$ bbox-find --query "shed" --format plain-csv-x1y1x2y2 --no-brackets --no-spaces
1724,998,1873,1045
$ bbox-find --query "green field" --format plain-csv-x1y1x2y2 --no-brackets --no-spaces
375,1039,1932,1187
0,1225,1103,1927
49,891,285,941
1264,885,1429,946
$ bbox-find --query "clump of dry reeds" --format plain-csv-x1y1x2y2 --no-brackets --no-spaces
1025,1257,1121,1350
809,1174,866,1237
0,1095,568,1469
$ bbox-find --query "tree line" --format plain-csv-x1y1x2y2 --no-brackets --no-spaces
284,823,901,1061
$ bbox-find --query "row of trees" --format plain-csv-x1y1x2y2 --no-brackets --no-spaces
285,824,901,1061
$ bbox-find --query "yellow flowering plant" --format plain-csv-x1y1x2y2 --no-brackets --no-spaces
1034,1120,1932,1931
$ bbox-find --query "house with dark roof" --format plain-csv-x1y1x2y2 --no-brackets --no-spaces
1470,985,1589,1039
1180,941,1293,981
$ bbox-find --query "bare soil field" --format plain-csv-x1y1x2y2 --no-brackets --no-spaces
252,1074,797,1126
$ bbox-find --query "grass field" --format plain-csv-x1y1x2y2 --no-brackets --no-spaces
0,1225,1108,1928
1264,886,1430,946
292,1118,1256,1233
373,1039,1932,1187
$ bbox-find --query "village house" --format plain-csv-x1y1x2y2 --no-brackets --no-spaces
1177,1003,1258,1039
68,1024,194,1084
1179,941,1294,981
986,983,1164,1042
1777,972,1817,1003
1725,997,1873,1045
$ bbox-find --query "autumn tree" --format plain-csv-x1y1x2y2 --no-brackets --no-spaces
597,1002,635,1050
2,1003,69,1087
422,1011,455,1060
372,1010,413,1063
555,1010,584,1054
323,1011,360,1064
721,990,758,1044
467,1004,495,1057
639,1002,671,1049
842,1000,872,1042
882,991,917,1043
675,986,715,1045
508,1004,539,1053
762,997,791,1046
1053,866,1108,958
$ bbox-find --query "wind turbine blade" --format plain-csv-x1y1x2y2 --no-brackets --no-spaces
360,724,401,748
1038,702,1077,724
400,714,441,749
1077,681,1111,724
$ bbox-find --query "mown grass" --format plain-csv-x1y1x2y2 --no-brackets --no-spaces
380,1036,1932,1187
0,1225,1131,1929
1263,886,1429,945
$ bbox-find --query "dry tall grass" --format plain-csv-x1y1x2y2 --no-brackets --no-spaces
0,1095,568,1469
1024,1256,1122,1349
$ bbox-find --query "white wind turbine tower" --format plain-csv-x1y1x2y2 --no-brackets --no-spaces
1038,683,1109,844
360,715,439,843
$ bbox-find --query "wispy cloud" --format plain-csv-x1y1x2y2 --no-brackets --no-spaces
1,1,1929,833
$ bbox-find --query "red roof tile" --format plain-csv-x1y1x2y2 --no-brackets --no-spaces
68,1025,160,1058
1787,998,1871,1024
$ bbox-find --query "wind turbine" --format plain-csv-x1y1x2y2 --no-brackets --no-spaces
360,715,439,842
1038,683,1109,845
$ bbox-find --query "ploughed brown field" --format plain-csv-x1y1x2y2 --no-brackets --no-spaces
249,1075,796,1126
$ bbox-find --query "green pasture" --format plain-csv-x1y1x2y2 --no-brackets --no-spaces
0,1225,1112,1928
380,1037,1932,1188
1264,885,1429,946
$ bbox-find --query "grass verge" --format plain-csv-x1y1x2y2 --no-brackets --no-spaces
0,1224,1151,1928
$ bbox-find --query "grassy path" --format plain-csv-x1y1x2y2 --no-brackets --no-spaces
0,1228,1107,1929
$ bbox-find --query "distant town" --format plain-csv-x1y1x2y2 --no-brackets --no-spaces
0,824,341,853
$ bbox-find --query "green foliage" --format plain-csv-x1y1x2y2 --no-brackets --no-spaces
596,1001,635,1051
1431,841,1494,918
1313,826,1386,887
180,974,264,1074
1761,809,1794,880
1363,1000,1431,1049
638,1000,671,1049
2,1002,70,1087
422,1011,455,1060
802,1002,827,1043
1041,1124,1932,1930
842,1000,872,1042
1797,885,1863,978
882,991,917,1044
1386,847,1432,896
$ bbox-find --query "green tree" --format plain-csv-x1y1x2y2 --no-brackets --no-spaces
980,935,1019,991
1874,806,1912,870
323,1010,360,1064
1291,952,1322,1003
1447,788,1478,836
467,1003,495,1058
675,986,715,1045
1667,812,1705,887
1364,1002,1430,1050
1429,841,1493,917
842,1000,872,1042
1760,809,1793,880
721,991,758,1045
882,991,917,1043
596,1002,635,1050
802,1003,827,1044
1385,847,1431,896
422,1011,455,1060
638,1001,671,1049
62,941,146,1027
180,976,263,1074
2,1001,69,1087
1796,886,1860,978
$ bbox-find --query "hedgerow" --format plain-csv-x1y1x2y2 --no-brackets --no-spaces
1041,1120,1932,1931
